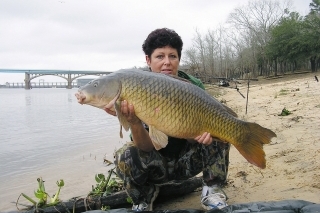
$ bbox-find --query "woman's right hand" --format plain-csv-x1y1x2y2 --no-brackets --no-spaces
105,100,154,151
105,100,141,125
119,100,141,125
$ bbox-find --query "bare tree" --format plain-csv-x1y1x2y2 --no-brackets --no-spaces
228,0,292,76
185,26,240,81
192,28,207,75
183,47,201,75
204,29,218,77
183,0,295,80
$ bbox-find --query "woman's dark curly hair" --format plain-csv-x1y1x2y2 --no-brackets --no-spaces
142,28,183,60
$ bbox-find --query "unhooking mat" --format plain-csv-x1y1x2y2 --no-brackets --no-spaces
83,200,320,213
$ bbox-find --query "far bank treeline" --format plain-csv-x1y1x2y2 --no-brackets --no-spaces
180,0,320,82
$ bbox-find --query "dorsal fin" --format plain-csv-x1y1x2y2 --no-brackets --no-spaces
165,74,192,83
222,104,238,117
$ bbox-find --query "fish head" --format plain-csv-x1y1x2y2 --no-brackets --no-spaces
75,75,121,110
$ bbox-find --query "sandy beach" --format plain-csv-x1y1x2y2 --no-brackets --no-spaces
154,71,320,210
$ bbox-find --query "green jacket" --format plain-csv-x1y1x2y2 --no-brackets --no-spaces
178,70,205,90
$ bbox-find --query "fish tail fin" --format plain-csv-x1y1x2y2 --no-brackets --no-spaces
234,122,277,169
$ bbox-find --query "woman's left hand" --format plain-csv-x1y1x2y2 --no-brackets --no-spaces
194,132,213,145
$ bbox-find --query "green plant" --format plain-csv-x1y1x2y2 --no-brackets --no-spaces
279,89,289,96
16,178,64,211
278,107,292,116
126,196,133,204
101,205,110,210
51,179,65,204
89,168,124,196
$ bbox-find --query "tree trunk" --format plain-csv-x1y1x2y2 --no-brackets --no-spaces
316,57,320,72
310,56,316,72
284,61,287,73
274,58,278,76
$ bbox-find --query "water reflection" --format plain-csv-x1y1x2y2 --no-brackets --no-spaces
25,94,31,106
68,92,73,103
0,88,130,212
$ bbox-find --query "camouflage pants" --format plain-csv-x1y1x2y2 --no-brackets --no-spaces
114,141,230,204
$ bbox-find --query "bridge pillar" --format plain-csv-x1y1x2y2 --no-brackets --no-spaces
67,74,72,89
24,73,31,89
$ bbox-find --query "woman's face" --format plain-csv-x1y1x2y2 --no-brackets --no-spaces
146,46,180,75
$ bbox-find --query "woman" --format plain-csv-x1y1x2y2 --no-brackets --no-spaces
108,28,230,211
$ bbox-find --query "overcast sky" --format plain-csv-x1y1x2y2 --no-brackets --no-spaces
0,0,310,84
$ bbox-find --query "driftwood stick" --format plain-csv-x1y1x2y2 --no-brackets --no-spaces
24,177,203,213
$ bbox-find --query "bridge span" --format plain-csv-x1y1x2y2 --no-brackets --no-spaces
0,69,112,89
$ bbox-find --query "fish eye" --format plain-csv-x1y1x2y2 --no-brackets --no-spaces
93,82,98,87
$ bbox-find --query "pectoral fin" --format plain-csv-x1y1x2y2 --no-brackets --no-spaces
115,100,130,132
149,125,168,150
119,125,123,138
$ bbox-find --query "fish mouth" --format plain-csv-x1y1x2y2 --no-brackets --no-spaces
75,90,108,109
75,91,86,104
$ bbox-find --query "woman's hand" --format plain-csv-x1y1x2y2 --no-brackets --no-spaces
194,132,213,145
104,100,141,125
104,100,140,124
105,100,154,151
119,100,141,125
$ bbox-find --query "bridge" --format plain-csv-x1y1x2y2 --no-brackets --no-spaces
0,69,112,89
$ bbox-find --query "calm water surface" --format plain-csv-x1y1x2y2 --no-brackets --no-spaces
0,88,129,212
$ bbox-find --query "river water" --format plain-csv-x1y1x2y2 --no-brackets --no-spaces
0,88,130,212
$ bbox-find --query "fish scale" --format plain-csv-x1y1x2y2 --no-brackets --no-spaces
75,69,277,169
122,69,258,140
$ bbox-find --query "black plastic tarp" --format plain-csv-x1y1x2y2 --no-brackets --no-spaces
83,200,320,213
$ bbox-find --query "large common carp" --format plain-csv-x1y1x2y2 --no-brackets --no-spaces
75,69,276,169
